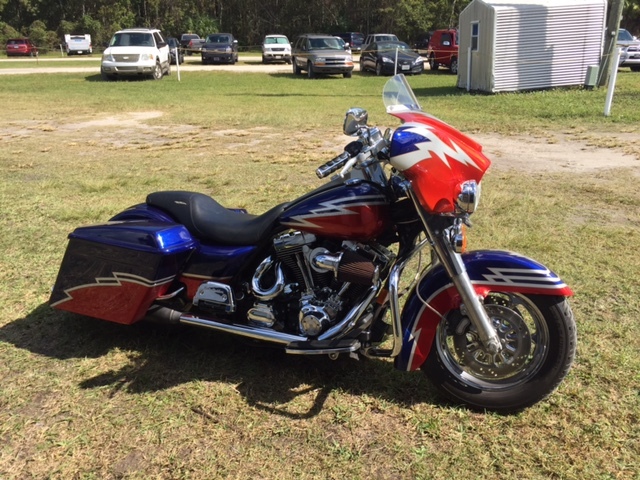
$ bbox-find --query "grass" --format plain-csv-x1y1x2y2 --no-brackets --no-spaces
0,70,639,479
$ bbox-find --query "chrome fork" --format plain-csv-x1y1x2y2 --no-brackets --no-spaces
407,188,503,355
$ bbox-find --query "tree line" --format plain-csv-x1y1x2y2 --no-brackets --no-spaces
1,0,639,53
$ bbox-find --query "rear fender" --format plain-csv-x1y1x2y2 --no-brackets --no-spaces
109,203,176,223
395,250,573,371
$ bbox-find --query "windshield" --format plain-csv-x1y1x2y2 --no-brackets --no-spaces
383,74,422,113
378,41,411,52
618,29,635,42
111,32,154,47
309,37,343,50
265,36,289,44
206,35,231,43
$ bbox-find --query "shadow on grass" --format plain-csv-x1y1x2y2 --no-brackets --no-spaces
0,304,444,418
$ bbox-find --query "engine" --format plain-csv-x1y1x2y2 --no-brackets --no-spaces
248,231,385,337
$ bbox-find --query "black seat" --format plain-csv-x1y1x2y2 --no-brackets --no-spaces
147,191,287,245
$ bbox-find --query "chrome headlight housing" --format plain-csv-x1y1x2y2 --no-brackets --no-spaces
456,180,481,214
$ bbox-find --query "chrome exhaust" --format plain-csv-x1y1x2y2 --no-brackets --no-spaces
179,313,307,345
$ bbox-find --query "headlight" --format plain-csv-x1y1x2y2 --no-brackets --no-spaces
456,180,481,214
140,53,154,61
413,58,424,64
382,57,394,63
225,46,231,53
102,53,114,62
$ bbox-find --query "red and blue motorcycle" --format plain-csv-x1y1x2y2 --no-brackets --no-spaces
50,75,576,412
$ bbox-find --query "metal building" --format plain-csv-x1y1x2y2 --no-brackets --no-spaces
457,0,606,92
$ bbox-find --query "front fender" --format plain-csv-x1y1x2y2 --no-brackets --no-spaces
395,250,573,371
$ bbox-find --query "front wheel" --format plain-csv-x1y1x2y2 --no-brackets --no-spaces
422,293,576,413
152,61,163,80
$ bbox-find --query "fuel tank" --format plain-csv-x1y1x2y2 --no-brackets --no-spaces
279,179,391,240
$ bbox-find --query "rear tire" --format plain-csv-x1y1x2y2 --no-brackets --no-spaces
429,54,439,71
450,57,458,75
292,58,301,75
422,294,576,413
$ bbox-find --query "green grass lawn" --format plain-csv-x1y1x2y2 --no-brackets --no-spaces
0,70,639,479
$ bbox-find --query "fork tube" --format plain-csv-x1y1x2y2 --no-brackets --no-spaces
407,190,503,354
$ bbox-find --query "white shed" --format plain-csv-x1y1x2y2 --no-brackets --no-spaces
457,0,606,92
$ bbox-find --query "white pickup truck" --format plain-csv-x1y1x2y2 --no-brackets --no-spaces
64,34,92,55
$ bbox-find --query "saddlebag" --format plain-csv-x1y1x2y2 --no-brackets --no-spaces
49,222,196,324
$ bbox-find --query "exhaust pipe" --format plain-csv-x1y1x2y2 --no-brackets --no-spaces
179,313,307,345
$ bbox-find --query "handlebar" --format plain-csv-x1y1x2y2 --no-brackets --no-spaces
316,140,365,179
316,151,350,179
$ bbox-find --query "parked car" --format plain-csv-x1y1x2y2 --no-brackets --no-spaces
5,38,38,57
201,33,238,64
360,40,424,76
64,34,92,55
291,34,354,78
332,32,365,52
617,28,640,72
100,28,171,81
180,33,204,55
426,29,459,74
167,37,184,64
262,34,291,64
362,33,399,54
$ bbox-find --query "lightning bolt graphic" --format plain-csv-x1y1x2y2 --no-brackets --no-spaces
392,125,483,171
283,195,387,229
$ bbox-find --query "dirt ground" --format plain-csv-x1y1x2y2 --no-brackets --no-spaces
1,58,639,173
45,110,640,175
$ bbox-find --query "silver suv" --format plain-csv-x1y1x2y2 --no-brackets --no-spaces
291,34,354,78
101,28,171,81
617,28,640,72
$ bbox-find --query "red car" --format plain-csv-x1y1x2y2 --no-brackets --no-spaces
5,38,38,57
426,29,458,74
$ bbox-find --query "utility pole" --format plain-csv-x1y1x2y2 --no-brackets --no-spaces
598,0,625,87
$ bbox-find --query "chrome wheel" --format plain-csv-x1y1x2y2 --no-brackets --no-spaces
422,293,575,412
436,293,549,389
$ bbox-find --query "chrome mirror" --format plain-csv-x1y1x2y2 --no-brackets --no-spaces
343,108,368,136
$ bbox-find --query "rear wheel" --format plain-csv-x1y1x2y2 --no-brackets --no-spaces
292,58,301,75
429,54,439,71
422,293,576,413
450,57,458,75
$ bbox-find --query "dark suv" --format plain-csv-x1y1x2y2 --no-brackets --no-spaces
332,32,365,52
292,34,354,78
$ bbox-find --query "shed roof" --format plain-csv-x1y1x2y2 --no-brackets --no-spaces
475,0,604,8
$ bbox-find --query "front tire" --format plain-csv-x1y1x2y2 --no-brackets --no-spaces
307,61,315,79
422,293,576,413
152,61,163,80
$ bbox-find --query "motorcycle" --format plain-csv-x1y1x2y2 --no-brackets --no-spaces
50,75,576,412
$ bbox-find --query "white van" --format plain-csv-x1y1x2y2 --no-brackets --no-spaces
64,34,92,55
